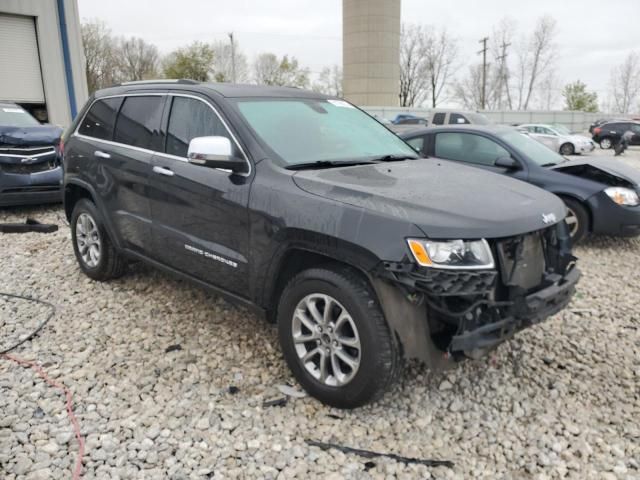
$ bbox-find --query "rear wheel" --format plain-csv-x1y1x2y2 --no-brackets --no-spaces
277,266,401,408
71,199,126,281
560,142,575,156
599,137,612,149
562,197,589,244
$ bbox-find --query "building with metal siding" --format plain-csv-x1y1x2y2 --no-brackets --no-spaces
0,0,87,127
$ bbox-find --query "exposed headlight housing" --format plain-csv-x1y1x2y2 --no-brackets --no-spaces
605,187,640,206
407,238,495,270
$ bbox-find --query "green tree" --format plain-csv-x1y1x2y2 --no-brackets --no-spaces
163,42,215,81
562,80,599,112
253,53,309,88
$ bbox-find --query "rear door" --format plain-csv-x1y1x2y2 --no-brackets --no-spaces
148,93,252,296
629,124,640,145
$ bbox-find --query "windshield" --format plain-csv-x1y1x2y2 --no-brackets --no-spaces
499,130,566,166
234,98,417,166
0,106,40,127
552,124,571,135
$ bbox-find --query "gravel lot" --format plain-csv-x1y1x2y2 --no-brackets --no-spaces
1,147,639,479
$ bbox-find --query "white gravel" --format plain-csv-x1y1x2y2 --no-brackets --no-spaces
1,148,639,479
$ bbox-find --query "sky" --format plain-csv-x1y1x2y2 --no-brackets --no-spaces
77,0,639,107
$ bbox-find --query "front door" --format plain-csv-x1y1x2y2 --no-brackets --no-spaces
148,94,252,296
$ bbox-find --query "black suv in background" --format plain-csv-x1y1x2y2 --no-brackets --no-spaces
592,121,640,149
63,81,579,408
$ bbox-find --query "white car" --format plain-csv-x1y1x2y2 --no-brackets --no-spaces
518,124,595,155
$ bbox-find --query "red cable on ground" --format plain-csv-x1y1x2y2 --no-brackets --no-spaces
1,353,85,480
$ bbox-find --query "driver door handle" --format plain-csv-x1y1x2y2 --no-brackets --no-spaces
94,150,111,159
153,165,175,177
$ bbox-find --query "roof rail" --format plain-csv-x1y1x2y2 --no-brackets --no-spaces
118,79,200,86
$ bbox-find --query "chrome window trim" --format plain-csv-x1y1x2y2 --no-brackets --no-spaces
72,92,251,177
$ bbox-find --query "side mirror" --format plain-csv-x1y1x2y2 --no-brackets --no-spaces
495,156,520,170
187,136,247,173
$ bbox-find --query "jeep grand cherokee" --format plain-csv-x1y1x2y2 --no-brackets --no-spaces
62,80,579,408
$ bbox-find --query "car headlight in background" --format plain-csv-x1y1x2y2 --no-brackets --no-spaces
604,187,640,206
407,238,495,269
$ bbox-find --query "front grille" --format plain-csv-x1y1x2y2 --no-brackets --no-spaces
413,269,497,296
0,146,56,157
0,160,57,174
496,231,546,291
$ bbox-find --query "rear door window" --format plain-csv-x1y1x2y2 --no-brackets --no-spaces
165,96,232,158
113,96,164,150
405,135,425,153
449,113,470,124
78,97,123,140
435,132,509,166
432,112,446,125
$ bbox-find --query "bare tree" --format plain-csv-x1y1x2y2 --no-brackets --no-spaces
81,20,120,93
399,25,429,107
312,65,343,97
514,15,557,109
117,37,159,81
211,40,249,83
253,53,309,88
490,17,516,109
453,64,485,109
423,28,458,107
609,52,640,114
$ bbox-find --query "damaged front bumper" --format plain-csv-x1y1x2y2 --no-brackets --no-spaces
375,222,579,365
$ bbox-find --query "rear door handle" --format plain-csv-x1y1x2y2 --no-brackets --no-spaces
153,166,175,177
94,150,111,159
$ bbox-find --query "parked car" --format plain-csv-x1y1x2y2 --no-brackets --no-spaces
63,81,578,408
429,109,491,126
518,123,595,155
402,125,640,243
588,118,629,134
592,121,640,149
392,114,428,126
0,102,63,206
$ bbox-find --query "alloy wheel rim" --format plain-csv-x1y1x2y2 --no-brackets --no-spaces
291,293,361,387
565,208,579,237
601,139,611,149
76,213,101,268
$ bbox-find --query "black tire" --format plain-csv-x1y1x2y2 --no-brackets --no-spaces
562,197,589,244
277,266,401,408
599,137,612,149
70,198,126,281
560,143,575,156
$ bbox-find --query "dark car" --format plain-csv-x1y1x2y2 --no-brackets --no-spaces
592,121,640,149
62,81,578,408
402,125,640,243
0,102,63,206
392,113,428,125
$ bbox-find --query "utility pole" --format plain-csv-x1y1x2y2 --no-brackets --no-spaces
478,37,489,110
497,40,511,109
228,32,236,83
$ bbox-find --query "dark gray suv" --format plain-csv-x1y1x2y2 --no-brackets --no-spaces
62,80,579,407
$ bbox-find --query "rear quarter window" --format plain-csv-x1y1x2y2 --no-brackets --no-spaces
78,97,123,140
432,112,446,125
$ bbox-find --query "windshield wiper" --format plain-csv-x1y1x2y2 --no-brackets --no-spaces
285,160,377,170
369,154,419,162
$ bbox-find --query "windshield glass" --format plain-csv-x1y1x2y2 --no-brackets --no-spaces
499,130,566,166
552,124,571,135
0,106,40,127
234,98,417,166
467,112,491,125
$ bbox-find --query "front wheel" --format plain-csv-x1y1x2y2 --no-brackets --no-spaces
563,197,589,244
277,266,401,408
560,142,575,156
599,137,612,149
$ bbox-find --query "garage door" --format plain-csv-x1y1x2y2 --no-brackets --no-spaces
0,14,45,103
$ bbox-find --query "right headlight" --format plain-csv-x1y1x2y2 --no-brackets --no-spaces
604,187,640,206
407,238,495,270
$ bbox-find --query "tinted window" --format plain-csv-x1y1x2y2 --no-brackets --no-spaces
113,96,164,150
78,97,122,140
435,132,509,166
630,124,640,133
449,113,470,124
165,97,232,157
406,136,425,152
432,112,446,125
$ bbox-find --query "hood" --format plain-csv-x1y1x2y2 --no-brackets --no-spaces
0,125,63,147
293,158,566,239
550,157,640,189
